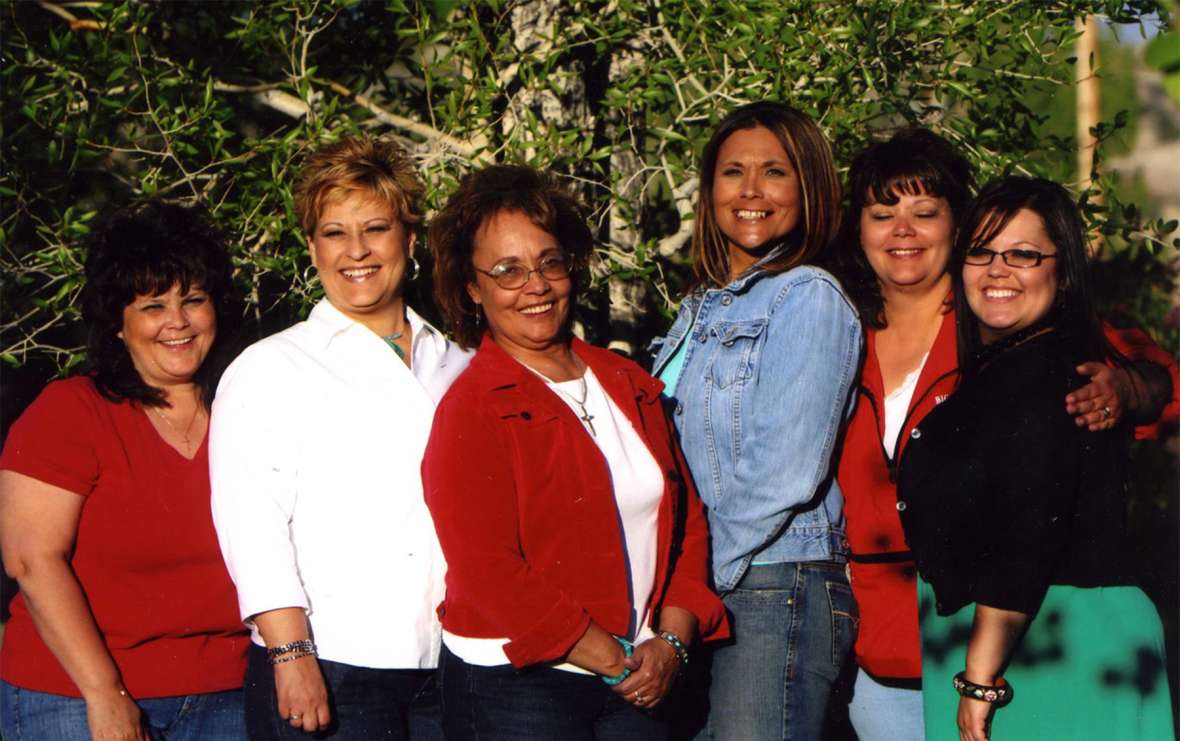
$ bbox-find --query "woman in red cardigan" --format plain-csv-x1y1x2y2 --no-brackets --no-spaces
422,164,727,740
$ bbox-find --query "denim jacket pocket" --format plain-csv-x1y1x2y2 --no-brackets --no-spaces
708,319,767,389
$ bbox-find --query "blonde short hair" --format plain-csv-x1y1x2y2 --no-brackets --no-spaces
294,136,424,235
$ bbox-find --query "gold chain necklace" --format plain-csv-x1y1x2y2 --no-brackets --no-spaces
150,403,202,447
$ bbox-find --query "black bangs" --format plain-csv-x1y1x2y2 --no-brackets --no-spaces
128,262,209,300
964,206,1019,252
860,167,949,209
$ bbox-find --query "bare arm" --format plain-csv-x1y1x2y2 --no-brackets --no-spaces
0,471,148,741
564,621,629,677
250,607,330,734
957,604,1031,741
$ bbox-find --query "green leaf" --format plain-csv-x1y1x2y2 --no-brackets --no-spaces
1144,31,1180,72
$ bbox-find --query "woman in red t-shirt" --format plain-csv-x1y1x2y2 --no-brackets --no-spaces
0,202,249,740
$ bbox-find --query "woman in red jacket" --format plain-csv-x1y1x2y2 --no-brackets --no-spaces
422,164,727,740
826,129,1173,741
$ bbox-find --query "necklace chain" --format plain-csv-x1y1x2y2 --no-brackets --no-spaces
150,403,201,447
528,366,596,436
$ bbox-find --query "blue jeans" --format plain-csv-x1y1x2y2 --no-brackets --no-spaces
0,679,246,740
848,668,924,741
439,645,666,740
702,561,857,741
244,644,441,740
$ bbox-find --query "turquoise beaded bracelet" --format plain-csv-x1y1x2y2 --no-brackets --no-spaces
657,630,690,667
600,636,634,686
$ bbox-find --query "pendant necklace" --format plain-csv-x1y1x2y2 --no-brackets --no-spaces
529,366,596,436
150,403,201,450
382,329,406,360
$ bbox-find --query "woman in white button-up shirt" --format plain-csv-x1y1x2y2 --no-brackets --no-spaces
210,137,470,739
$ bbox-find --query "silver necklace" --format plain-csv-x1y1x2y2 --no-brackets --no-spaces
526,365,596,436
551,375,596,436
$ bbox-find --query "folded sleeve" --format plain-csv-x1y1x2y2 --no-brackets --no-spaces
0,379,101,497
209,345,308,623
422,391,591,668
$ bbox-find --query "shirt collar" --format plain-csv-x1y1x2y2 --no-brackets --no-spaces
307,299,449,354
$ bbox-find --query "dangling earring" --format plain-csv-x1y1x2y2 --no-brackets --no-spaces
406,256,421,282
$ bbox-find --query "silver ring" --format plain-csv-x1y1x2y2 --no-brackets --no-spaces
634,692,644,703
288,714,302,722
1101,406,1112,420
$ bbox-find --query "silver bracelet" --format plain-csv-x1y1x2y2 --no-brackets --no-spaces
267,639,315,659
268,649,318,665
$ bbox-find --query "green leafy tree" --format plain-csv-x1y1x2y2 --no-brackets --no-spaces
2,0,1174,370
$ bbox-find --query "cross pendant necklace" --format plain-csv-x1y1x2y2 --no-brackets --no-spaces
562,375,597,436
529,365,597,437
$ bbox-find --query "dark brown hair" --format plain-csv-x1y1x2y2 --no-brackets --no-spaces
428,165,593,349
692,102,841,288
826,128,973,329
82,200,237,408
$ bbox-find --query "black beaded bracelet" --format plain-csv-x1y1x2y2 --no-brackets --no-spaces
953,671,1014,707
267,639,316,659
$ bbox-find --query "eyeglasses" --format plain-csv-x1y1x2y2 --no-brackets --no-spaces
964,246,1058,268
473,255,571,289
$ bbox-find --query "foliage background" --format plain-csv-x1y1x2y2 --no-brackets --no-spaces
2,0,1178,725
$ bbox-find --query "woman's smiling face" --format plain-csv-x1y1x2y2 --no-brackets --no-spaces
859,188,954,294
307,190,414,331
963,208,1060,344
711,125,802,279
466,209,573,357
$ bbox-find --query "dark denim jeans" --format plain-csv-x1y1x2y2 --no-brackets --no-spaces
701,561,858,741
439,645,666,740
244,644,441,740
0,679,246,740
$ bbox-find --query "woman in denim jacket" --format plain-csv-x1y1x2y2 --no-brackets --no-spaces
650,102,862,740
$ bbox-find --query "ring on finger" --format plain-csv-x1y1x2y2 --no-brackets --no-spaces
634,691,644,703
1101,406,1112,420
288,714,302,722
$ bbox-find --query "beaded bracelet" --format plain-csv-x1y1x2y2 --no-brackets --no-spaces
267,639,316,659
600,636,634,686
952,671,1014,707
657,630,690,667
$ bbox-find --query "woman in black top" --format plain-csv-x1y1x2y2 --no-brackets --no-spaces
897,177,1172,741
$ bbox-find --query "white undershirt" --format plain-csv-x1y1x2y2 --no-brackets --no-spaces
443,367,664,672
882,352,929,458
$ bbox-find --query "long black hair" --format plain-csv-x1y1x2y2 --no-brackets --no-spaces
82,200,238,407
952,176,1112,377
827,128,973,328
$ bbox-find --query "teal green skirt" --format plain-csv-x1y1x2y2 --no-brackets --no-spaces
918,579,1173,740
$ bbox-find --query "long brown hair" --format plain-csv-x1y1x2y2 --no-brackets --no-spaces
692,102,841,289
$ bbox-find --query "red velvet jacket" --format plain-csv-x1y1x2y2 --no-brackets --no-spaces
422,335,729,669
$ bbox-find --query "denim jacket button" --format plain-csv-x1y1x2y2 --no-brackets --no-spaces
675,402,684,416
910,428,922,440
896,501,907,512
721,294,733,305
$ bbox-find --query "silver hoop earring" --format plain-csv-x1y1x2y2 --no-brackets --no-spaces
406,256,421,282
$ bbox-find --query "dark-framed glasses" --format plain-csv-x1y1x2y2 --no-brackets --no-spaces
474,254,571,289
964,246,1057,268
